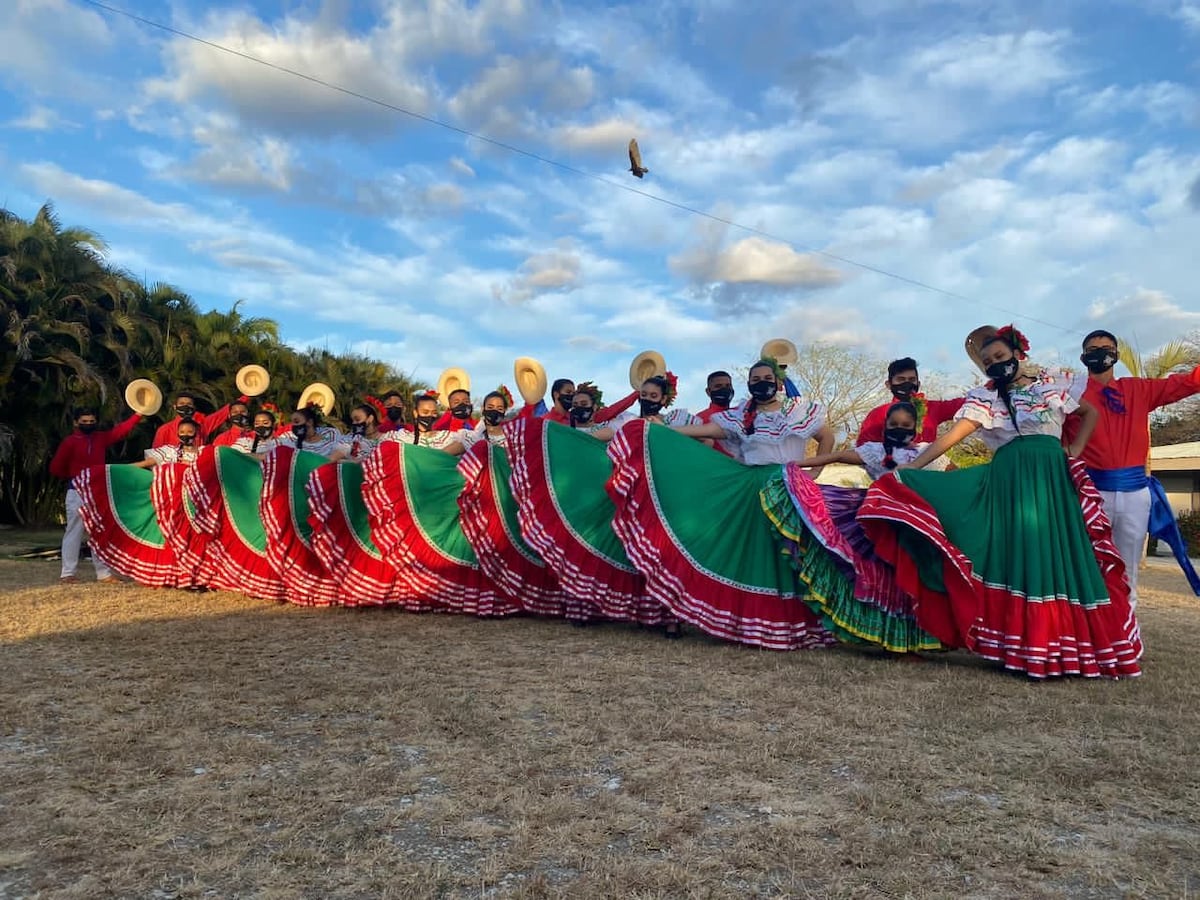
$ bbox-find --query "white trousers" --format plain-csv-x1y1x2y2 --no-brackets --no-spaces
61,487,112,580
1097,487,1151,610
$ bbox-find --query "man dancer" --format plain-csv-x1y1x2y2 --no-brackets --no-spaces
857,357,964,446
697,370,736,457
540,378,639,425
1065,329,1200,605
49,406,143,583
212,401,253,447
152,389,247,448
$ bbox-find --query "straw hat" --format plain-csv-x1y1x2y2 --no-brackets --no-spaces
436,367,471,407
628,350,667,390
964,325,999,373
124,379,163,417
760,338,799,368
298,382,336,416
513,357,548,406
235,364,270,397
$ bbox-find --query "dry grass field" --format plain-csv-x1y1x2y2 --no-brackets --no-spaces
1,546,1198,899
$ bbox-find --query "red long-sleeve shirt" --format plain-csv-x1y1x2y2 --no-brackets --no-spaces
1064,367,1200,470
152,397,247,449
49,415,142,483
856,397,965,446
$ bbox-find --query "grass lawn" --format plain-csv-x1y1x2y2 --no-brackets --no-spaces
0,556,1197,898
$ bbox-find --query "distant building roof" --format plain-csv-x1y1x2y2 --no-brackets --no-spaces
1151,441,1200,460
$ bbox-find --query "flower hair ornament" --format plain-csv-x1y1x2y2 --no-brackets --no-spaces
758,355,787,385
575,381,604,408
259,401,280,417
909,392,928,433
660,371,679,408
416,388,440,406
495,384,514,410
994,324,1030,358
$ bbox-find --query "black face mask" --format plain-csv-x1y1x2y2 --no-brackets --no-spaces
1080,348,1117,375
230,414,251,428
451,403,472,420
482,409,504,427
179,434,196,446
570,406,594,425
639,399,664,418
884,426,916,447
748,381,778,403
254,425,273,438
709,388,734,408
415,415,438,431
176,406,195,420
78,423,97,434
986,359,1019,387
386,407,405,423
292,424,309,440
558,392,575,411
890,382,919,400
351,423,367,436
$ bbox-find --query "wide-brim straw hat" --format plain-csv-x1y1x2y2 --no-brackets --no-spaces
125,378,163,417
436,367,471,407
965,325,999,373
760,338,799,368
235,364,270,397
513,357,548,406
298,382,336,416
628,350,667,390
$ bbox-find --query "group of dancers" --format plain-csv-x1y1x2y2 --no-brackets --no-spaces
50,326,1200,680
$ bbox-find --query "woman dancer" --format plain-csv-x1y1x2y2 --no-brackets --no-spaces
329,404,383,463
857,325,1141,678
604,358,837,650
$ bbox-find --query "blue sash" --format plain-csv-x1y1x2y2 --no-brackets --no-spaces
784,376,801,399
1088,465,1199,595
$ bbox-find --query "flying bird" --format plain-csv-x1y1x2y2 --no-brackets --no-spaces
628,138,648,179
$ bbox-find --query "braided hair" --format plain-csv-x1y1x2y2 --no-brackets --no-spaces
981,331,1027,435
742,359,783,436
881,401,918,470
251,409,277,455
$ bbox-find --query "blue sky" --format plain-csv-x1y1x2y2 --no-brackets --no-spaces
2,0,1198,411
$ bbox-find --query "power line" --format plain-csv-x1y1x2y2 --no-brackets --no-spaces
83,0,1082,336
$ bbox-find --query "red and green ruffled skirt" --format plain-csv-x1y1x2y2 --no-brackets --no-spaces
184,446,286,601
75,464,180,587
456,439,571,618
507,417,668,625
760,465,944,653
362,440,520,617
605,420,832,650
857,435,1142,679
260,446,338,606
306,461,427,609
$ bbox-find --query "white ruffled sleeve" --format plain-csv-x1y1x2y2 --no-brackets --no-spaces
956,387,996,428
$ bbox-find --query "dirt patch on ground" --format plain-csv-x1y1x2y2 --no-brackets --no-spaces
0,564,1197,898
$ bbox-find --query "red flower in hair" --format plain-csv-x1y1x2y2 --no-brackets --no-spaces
495,384,514,409
995,324,1030,358
661,371,679,408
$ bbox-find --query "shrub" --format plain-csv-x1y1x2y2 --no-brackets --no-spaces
1178,510,1200,557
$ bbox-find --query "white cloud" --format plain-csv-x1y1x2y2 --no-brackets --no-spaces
449,157,476,178
492,244,583,304
7,105,76,131
1177,3,1200,33
144,9,433,139
674,236,843,288
1085,288,1200,346
447,54,595,138
0,0,115,100
910,30,1074,96
1023,137,1124,183
555,117,642,154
